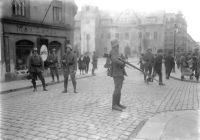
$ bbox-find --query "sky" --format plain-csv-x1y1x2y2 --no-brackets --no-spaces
75,0,200,42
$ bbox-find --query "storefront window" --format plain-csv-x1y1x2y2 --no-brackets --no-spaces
15,40,34,70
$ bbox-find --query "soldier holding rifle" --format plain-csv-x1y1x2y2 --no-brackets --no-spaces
61,44,78,93
110,39,127,111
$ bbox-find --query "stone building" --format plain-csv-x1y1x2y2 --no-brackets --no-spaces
74,8,141,57
138,11,166,54
74,6,101,56
0,0,77,81
138,11,196,55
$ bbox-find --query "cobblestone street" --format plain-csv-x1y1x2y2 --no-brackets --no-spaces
0,64,200,140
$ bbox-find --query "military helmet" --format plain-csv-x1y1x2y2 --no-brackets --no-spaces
111,39,119,48
66,44,72,50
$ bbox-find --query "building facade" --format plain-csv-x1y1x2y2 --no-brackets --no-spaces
1,0,77,81
138,11,196,54
74,8,141,57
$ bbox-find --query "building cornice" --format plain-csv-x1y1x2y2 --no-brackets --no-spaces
1,17,73,31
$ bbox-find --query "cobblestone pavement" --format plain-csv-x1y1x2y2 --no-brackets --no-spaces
0,65,200,140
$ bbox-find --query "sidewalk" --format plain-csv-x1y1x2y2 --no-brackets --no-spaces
0,58,107,94
0,57,139,94
134,110,200,140
0,73,93,94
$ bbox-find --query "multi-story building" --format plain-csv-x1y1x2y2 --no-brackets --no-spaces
74,6,102,56
74,7,196,57
0,0,77,81
138,11,196,55
138,11,165,54
74,8,141,57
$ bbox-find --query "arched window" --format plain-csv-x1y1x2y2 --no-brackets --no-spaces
16,40,34,70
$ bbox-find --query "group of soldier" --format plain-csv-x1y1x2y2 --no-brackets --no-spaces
139,48,200,84
27,39,200,112
28,44,98,93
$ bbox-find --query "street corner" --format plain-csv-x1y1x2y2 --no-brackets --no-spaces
134,110,200,140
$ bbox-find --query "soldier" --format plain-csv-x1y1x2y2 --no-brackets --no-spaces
61,44,78,93
110,39,126,111
47,48,59,82
165,51,175,79
143,48,154,83
28,47,47,92
92,51,98,75
153,50,165,85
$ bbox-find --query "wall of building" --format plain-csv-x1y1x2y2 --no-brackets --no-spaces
1,0,77,81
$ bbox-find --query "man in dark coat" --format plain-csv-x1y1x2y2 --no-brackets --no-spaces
165,51,175,79
85,55,90,74
143,48,154,83
28,47,47,92
110,39,126,111
153,50,164,85
92,51,98,75
47,48,59,82
61,44,78,93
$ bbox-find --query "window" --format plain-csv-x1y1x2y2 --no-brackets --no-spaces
154,32,157,40
115,33,119,39
107,33,111,39
145,32,150,39
125,32,129,40
12,0,26,16
138,32,142,38
101,33,104,39
53,7,62,22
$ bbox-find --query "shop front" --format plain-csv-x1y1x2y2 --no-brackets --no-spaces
1,19,71,81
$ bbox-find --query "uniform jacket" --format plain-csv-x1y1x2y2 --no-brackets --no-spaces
61,51,77,74
28,54,44,73
143,52,154,66
110,49,125,77
47,53,58,68
165,55,175,68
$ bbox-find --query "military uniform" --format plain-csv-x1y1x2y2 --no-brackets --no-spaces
143,49,154,82
28,48,47,91
110,39,126,111
47,50,59,82
61,45,77,93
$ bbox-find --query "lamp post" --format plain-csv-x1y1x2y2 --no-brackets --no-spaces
173,24,178,72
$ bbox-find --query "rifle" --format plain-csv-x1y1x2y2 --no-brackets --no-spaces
118,58,159,83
